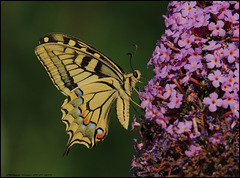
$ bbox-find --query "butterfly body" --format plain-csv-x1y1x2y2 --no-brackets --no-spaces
35,33,140,153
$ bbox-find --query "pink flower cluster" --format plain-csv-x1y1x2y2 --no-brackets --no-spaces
132,1,239,177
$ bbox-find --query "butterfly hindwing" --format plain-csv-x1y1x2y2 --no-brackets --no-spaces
61,78,123,153
35,33,141,153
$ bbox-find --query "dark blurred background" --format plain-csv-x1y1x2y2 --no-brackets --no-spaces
1,1,168,177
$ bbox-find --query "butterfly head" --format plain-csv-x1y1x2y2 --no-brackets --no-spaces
127,70,141,91
133,70,141,80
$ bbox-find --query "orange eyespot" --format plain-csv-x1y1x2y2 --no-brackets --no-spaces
96,129,104,139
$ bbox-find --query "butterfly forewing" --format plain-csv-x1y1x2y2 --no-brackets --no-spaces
35,33,141,153
36,33,124,95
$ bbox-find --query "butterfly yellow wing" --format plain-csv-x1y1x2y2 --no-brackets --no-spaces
35,33,141,154
35,33,124,96
62,78,120,150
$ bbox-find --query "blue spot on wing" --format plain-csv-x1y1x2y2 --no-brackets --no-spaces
77,107,82,114
81,124,86,129
76,89,83,96
89,122,96,129
79,97,84,104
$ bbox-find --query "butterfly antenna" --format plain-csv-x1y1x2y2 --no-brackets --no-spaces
132,44,138,71
126,52,134,71
127,44,138,71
